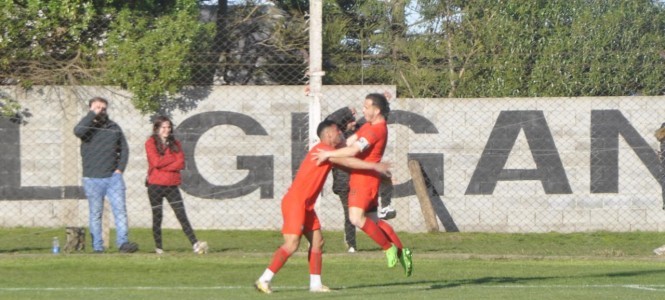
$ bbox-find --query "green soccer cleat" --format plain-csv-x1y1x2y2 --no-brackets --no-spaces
385,245,398,268
399,247,413,277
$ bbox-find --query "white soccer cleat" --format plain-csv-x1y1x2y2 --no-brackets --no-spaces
155,248,164,255
653,244,665,255
347,246,356,253
255,280,273,294
193,241,209,254
310,285,331,293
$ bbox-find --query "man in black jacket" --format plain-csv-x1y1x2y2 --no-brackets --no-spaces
654,123,665,255
74,97,137,253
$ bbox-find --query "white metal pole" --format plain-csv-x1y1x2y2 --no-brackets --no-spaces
308,0,324,149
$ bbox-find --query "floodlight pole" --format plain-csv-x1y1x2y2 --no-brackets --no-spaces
308,0,324,149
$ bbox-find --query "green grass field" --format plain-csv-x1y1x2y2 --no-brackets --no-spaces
1,228,665,299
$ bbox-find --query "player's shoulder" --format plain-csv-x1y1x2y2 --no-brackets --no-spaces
356,122,372,133
364,121,387,135
375,121,388,131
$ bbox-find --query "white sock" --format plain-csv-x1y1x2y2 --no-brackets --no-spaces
259,269,274,283
310,274,322,289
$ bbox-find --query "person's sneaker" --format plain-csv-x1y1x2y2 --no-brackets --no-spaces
193,241,209,254
654,245,665,255
118,242,138,253
155,248,164,255
310,285,331,293
385,245,398,268
254,280,272,294
347,246,356,253
399,247,413,277
378,206,397,220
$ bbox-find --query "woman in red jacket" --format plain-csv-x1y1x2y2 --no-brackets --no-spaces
146,116,207,254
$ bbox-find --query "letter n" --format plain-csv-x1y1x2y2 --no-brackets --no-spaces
590,110,660,193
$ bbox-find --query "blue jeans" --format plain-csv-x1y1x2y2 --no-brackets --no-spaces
82,173,129,251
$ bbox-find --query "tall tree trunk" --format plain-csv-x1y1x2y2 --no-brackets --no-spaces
212,0,230,84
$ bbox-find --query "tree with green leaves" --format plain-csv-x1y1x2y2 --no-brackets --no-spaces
3,0,664,115
0,0,110,87
105,1,212,113
0,0,211,114
1,0,309,113
323,0,665,98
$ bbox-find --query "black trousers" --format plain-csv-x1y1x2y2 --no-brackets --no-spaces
379,177,393,208
147,184,197,249
660,172,665,209
337,191,356,248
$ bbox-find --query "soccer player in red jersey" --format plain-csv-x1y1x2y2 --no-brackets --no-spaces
314,93,413,277
254,120,390,294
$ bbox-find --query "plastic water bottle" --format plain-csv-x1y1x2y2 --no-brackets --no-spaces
52,237,60,254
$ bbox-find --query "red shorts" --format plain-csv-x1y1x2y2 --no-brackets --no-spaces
281,203,320,235
348,187,379,212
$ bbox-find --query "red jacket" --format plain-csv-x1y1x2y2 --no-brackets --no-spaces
145,137,185,186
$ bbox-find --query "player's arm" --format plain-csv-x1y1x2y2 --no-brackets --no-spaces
116,130,129,173
329,156,390,177
345,133,359,147
73,111,96,138
315,130,375,164
313,143,361,165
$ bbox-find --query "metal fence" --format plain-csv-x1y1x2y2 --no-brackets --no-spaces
3,86,665,251
2,2,665,254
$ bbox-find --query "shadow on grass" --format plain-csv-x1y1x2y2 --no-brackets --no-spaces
0,247,49,254
430,269,665,290
343,269,665,291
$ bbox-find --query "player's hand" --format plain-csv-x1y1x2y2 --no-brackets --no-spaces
312,149,331,165
90,102,106,115
374,162,391,177
383,91,393,101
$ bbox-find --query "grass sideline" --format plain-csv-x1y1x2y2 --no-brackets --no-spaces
1,227,664,256
1,228,665,299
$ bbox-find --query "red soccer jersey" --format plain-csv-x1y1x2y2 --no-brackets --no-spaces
282,142,335,210
349,121,387,191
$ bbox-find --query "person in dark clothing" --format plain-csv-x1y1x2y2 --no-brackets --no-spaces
325,106,396,253
73,97,137,253
659,123,665,210
145,116,207,254
653,123,665,255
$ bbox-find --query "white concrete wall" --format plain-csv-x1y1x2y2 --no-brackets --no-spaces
1,86,664,233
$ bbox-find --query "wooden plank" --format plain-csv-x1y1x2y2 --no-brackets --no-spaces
408,160,439,232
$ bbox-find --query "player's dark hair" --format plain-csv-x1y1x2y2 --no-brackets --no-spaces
366,93,390,117
317,119,338,138
88,97,108,107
